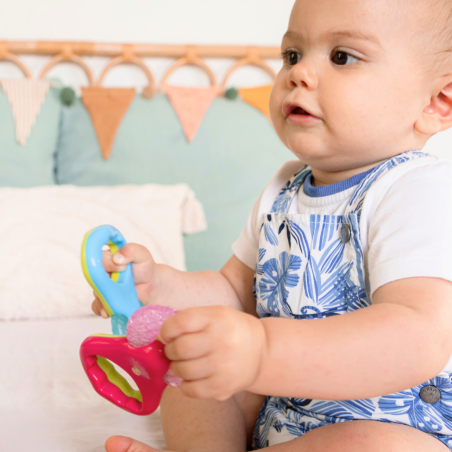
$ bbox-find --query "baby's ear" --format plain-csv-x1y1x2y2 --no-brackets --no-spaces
415,77,452,135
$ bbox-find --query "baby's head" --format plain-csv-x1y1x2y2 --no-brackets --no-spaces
270,0,452,173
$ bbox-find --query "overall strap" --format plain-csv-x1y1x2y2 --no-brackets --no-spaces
344,150,428,300
344,150,428,220
270,165,312,214
270,150,428,217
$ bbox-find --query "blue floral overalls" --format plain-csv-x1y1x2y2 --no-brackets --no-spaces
252,151,452,450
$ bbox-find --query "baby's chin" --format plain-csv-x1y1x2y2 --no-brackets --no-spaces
275,120,325,154
287,144,364,173
282,130,378,171
284,134,332,163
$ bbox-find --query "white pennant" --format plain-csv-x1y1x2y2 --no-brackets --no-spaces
0,79,51,145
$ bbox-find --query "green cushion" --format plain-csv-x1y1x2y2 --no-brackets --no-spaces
0,87,61,186
56,93,293,271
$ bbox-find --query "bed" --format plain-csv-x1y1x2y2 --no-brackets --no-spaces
0,317,167,451
0,182,207,450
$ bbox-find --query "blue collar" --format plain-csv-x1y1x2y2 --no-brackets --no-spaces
303,167,376,198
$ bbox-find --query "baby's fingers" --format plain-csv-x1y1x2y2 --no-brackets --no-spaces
112,243,153,266
101,243,152,274
164,332,211,361
170,356,212,381
179,377,230,401
102,250,126,273
91,295,109,319
160,307,211,344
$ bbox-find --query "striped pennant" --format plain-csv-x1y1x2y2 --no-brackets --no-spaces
0,79,51,146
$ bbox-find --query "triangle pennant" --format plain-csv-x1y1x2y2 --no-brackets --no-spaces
164,85,218,142
81,87,135,160
238,84,273,120
0,79,51,145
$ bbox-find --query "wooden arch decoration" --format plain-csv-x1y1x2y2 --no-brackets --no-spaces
160,45,217,90
0,49,32,78
97,50,156,99
39,52,94,85
220,47,276,92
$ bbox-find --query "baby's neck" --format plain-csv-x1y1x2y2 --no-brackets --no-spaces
310,159,388,187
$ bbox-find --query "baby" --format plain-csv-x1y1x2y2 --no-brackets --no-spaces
94,0,452,450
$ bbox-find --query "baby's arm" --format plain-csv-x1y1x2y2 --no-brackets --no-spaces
250,276,452,400
153,255,257,314
160,276,452,402
91,243,257,316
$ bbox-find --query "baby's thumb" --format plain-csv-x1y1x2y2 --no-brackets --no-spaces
112,251,127,266
112,243,153,266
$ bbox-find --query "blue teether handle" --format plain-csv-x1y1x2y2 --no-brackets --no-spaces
82,225,142,323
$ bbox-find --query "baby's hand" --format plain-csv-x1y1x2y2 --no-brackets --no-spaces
160,305,266,401
91,243,157,318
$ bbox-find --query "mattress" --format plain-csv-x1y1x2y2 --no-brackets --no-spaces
0,316,167,451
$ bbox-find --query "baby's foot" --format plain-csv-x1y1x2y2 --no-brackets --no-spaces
105,436,165,452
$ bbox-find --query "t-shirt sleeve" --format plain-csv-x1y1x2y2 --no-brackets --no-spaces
232,159,303,269
368,159,452,296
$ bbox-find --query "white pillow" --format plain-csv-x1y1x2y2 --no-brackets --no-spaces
0,184,206,320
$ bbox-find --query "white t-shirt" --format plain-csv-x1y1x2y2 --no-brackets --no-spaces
232,154,452,300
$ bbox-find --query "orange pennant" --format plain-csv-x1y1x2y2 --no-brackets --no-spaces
81,87,135,160
238,84,273,120
164,85,218,142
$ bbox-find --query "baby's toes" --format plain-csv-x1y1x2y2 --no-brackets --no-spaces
105,436,162,452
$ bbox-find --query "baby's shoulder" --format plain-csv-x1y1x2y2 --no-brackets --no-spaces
374,154,452,194
364,155,452,218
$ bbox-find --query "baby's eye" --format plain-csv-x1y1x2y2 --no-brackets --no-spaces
331,50,359,66
281,50,302,66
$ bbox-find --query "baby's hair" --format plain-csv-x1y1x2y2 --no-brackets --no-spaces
424,0,452,73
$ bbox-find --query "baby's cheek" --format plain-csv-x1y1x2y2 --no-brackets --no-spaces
269,88,294,142
269,86,282,122
269,111,289,148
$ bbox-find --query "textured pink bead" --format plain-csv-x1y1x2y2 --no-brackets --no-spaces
163,370,182,388
126,305,177,348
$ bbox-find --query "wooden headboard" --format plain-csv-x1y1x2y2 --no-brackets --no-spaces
0,41,280,97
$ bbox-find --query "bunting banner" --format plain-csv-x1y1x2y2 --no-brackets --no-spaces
0,79,51,145
238,84,273,121
163,85,219,142
81,87,136,160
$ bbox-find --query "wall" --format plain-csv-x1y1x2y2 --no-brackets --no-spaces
0,0,293,90
0,0,450,157
0,0,294,45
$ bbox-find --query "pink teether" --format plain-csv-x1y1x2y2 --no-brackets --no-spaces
127,305,182,387
127,305,177,347
80,335,170,416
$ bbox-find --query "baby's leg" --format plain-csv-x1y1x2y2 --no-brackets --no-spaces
105,386,265,452
105,404,450,452
267,420,450,452
161,387,265,452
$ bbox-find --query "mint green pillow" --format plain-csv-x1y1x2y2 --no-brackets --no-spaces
56,93,293,271
0,87,61,186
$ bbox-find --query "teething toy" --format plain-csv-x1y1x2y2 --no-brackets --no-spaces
79,225,181,416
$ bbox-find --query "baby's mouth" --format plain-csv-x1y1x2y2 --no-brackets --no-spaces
284,102,318,118
285,103,321,124
292,107,310,115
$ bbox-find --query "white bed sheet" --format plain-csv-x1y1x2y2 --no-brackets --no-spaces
0,316,167,451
